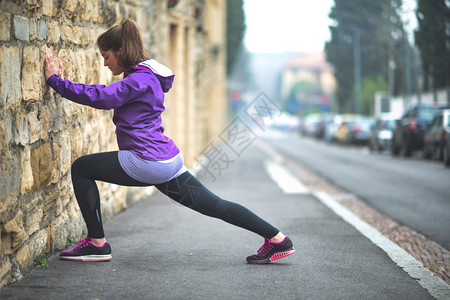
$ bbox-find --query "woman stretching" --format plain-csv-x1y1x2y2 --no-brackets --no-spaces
43,19,295,264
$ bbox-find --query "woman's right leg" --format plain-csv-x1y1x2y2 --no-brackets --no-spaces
155,171,280,239
155,171,295,263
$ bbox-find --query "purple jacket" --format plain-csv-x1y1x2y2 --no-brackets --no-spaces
47,59,180,161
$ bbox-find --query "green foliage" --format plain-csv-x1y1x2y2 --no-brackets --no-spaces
67,235,75,247
361,75,388,115
34,256,48,268
414,0,450,90
226,0,246,75
326,0,405,112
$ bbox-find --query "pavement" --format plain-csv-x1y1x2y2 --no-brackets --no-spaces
0,140,445,300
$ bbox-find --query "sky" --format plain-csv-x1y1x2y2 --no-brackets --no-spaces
243,0,334,53
243,0,418,54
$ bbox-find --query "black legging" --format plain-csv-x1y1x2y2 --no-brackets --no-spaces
71,152,279,239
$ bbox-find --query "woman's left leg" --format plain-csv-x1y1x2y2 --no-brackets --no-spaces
71,151,149,240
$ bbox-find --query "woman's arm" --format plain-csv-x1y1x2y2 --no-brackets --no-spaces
44,48,142,110
46,75,140,110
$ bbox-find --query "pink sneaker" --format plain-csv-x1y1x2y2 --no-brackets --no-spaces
60,238,112,262
246,236,295,264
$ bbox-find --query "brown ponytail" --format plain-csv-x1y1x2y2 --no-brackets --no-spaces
97,19,149,67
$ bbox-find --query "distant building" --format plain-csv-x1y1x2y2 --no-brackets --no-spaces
281,52,336,114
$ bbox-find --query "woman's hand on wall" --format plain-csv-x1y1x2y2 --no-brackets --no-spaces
44,48,64,81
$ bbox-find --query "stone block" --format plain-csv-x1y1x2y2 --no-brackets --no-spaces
20,146,34,195
37,19,47,40
66,0,77,19
23,195,43,235
48,101,64,133
31,143,53,190
14,16,30,41
91,0,100,21
58,49,76,79
4,211,26,249
59,175,73,207
13,112,29,146
0,11,11,41
0,46,22,111
59,132,72,175
50,211,70,251
0,261,12,284
29,18,38,41
22,46,41,101
38,106,50,141
74,50,86,83
70,125,83,163
0,119,12,154
60,24,79,44
68,0,87,20
84,0,94,21
11,262,22,281
79,27,92,46
28,108,40,143
42,0,53,16
16,245,30,268
85,48,101,84
50,142,61,184
0,156,20,221
67,199,83,238
46,20,60,44
26,0,43,11
43,185,59,223
28,229,47,258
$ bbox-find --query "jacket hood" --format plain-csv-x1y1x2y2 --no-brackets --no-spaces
135,59,175,93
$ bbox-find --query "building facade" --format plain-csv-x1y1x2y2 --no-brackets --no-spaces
281,52,336,114
0,0,226,288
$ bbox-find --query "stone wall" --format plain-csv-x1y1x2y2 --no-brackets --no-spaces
0,0,227,289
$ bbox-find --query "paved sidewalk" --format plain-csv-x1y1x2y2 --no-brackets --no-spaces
0,144,434,299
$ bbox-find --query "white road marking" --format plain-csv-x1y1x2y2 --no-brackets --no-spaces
314,191,450,300
258,137,449,298
264,160,309,194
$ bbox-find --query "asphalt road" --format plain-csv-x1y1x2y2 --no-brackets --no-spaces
263,131,450,250
0,144,433,299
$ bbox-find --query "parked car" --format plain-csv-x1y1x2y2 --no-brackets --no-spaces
444,124,450,167
335,114,358,144
325,114,343,143
301,113,334,139
369,114,397,152
392,104,450,157
423,109,450,161
301,114,322,137
347,116,376,145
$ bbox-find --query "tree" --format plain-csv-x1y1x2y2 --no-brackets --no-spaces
414,0,450,90
226,0,246,75
325,0,404,113
361,75,388,115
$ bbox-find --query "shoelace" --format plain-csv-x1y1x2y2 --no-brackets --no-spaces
74,238,90,250
74,236,89,245
257,239,274,256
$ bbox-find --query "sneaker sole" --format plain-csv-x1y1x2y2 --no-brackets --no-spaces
60,254,112,262
247,248,296,264
270,249,295,262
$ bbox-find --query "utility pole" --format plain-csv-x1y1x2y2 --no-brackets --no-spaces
353,26,361,115
404,18,412,106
